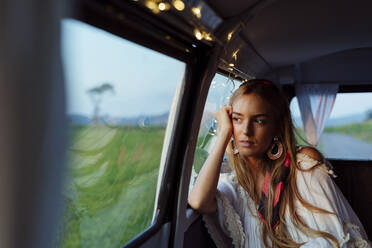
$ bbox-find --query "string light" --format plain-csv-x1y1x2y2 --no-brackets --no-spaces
191,6,202,19
202,32,213,41
158,2,170,11
172,0,185,11
185,48,190,53
194,29,203,40
139,0,217,44
232,49,239,61
145,0,160,13
227,31,234,41
229,63,234,67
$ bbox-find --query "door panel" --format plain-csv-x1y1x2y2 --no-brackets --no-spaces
125,223,171,248
184,209,216,248
332,161,372,238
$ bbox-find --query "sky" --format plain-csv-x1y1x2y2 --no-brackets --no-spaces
62,18,372,119
62,18,185,118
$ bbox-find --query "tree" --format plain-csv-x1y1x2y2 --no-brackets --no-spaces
87,83,115,124
366,109,372,121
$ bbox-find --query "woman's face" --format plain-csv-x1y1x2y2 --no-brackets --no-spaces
231,93,276,159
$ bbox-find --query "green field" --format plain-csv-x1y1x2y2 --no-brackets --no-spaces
57,125,166,248
324,120,372,143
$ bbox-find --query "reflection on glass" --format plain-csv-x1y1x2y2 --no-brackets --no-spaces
189,74,239,190
57,19,185,247
290,93,372,160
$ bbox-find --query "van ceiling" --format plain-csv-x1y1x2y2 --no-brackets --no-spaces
206,0,372,84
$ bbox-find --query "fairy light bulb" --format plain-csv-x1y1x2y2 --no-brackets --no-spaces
158,2,170,11
232,49,239,60
203,32,213,41
191,6,202,18
194,29,203,40
173,0,185,11
229,63,234,67
227,31,234,41
145,0,160,13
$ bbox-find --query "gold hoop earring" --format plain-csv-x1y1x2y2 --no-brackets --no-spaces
267,137,283,160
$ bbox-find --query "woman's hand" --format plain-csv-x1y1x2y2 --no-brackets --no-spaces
216,105,233,141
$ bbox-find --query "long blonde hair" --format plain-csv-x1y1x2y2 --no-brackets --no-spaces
226,79,339,248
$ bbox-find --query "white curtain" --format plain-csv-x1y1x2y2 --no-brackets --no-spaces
295,83,339,146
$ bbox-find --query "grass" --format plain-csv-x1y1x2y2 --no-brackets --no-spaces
56,125,166,248
324,120,372,143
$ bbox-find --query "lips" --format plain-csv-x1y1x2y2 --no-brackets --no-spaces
239,140,255,147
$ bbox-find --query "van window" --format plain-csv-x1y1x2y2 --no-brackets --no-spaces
57,19,185,247
291,93,372,160
189,74,239,192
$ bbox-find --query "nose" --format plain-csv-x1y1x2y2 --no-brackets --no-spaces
243,119,253,136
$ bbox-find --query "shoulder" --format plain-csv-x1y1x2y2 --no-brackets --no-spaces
296,146,325,170
295,147,335,189
297,146,323,162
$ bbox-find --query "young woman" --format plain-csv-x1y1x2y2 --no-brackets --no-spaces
188,79,370,248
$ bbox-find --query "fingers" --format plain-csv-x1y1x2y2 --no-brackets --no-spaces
215,105,232,117
225,105,232,116
219,105,232,117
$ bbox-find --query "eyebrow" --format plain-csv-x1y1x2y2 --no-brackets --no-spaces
232,112,270,118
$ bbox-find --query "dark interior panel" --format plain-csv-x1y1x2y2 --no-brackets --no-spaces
332,161,372,239
184,214,217,248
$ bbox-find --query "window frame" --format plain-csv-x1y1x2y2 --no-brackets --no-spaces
66,1,217,247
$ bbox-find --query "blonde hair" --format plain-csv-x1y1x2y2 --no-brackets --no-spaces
226,79,339,248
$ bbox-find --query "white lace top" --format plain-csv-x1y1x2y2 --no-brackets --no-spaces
203,153,371,248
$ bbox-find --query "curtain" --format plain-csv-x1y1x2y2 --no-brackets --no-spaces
295,83,339,146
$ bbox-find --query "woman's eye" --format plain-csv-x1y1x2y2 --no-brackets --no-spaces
232,117,241,122
255,119,265,124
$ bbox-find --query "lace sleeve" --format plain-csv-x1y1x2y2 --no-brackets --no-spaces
294,153,371,248
202,173,245,248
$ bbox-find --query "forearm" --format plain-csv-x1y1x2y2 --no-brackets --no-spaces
188,131,230,213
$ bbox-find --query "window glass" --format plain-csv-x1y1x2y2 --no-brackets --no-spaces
189,74,240,192
57,19,185,247
290,93,372,160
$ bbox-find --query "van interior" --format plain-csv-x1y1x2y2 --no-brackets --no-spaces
1,0,371,247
